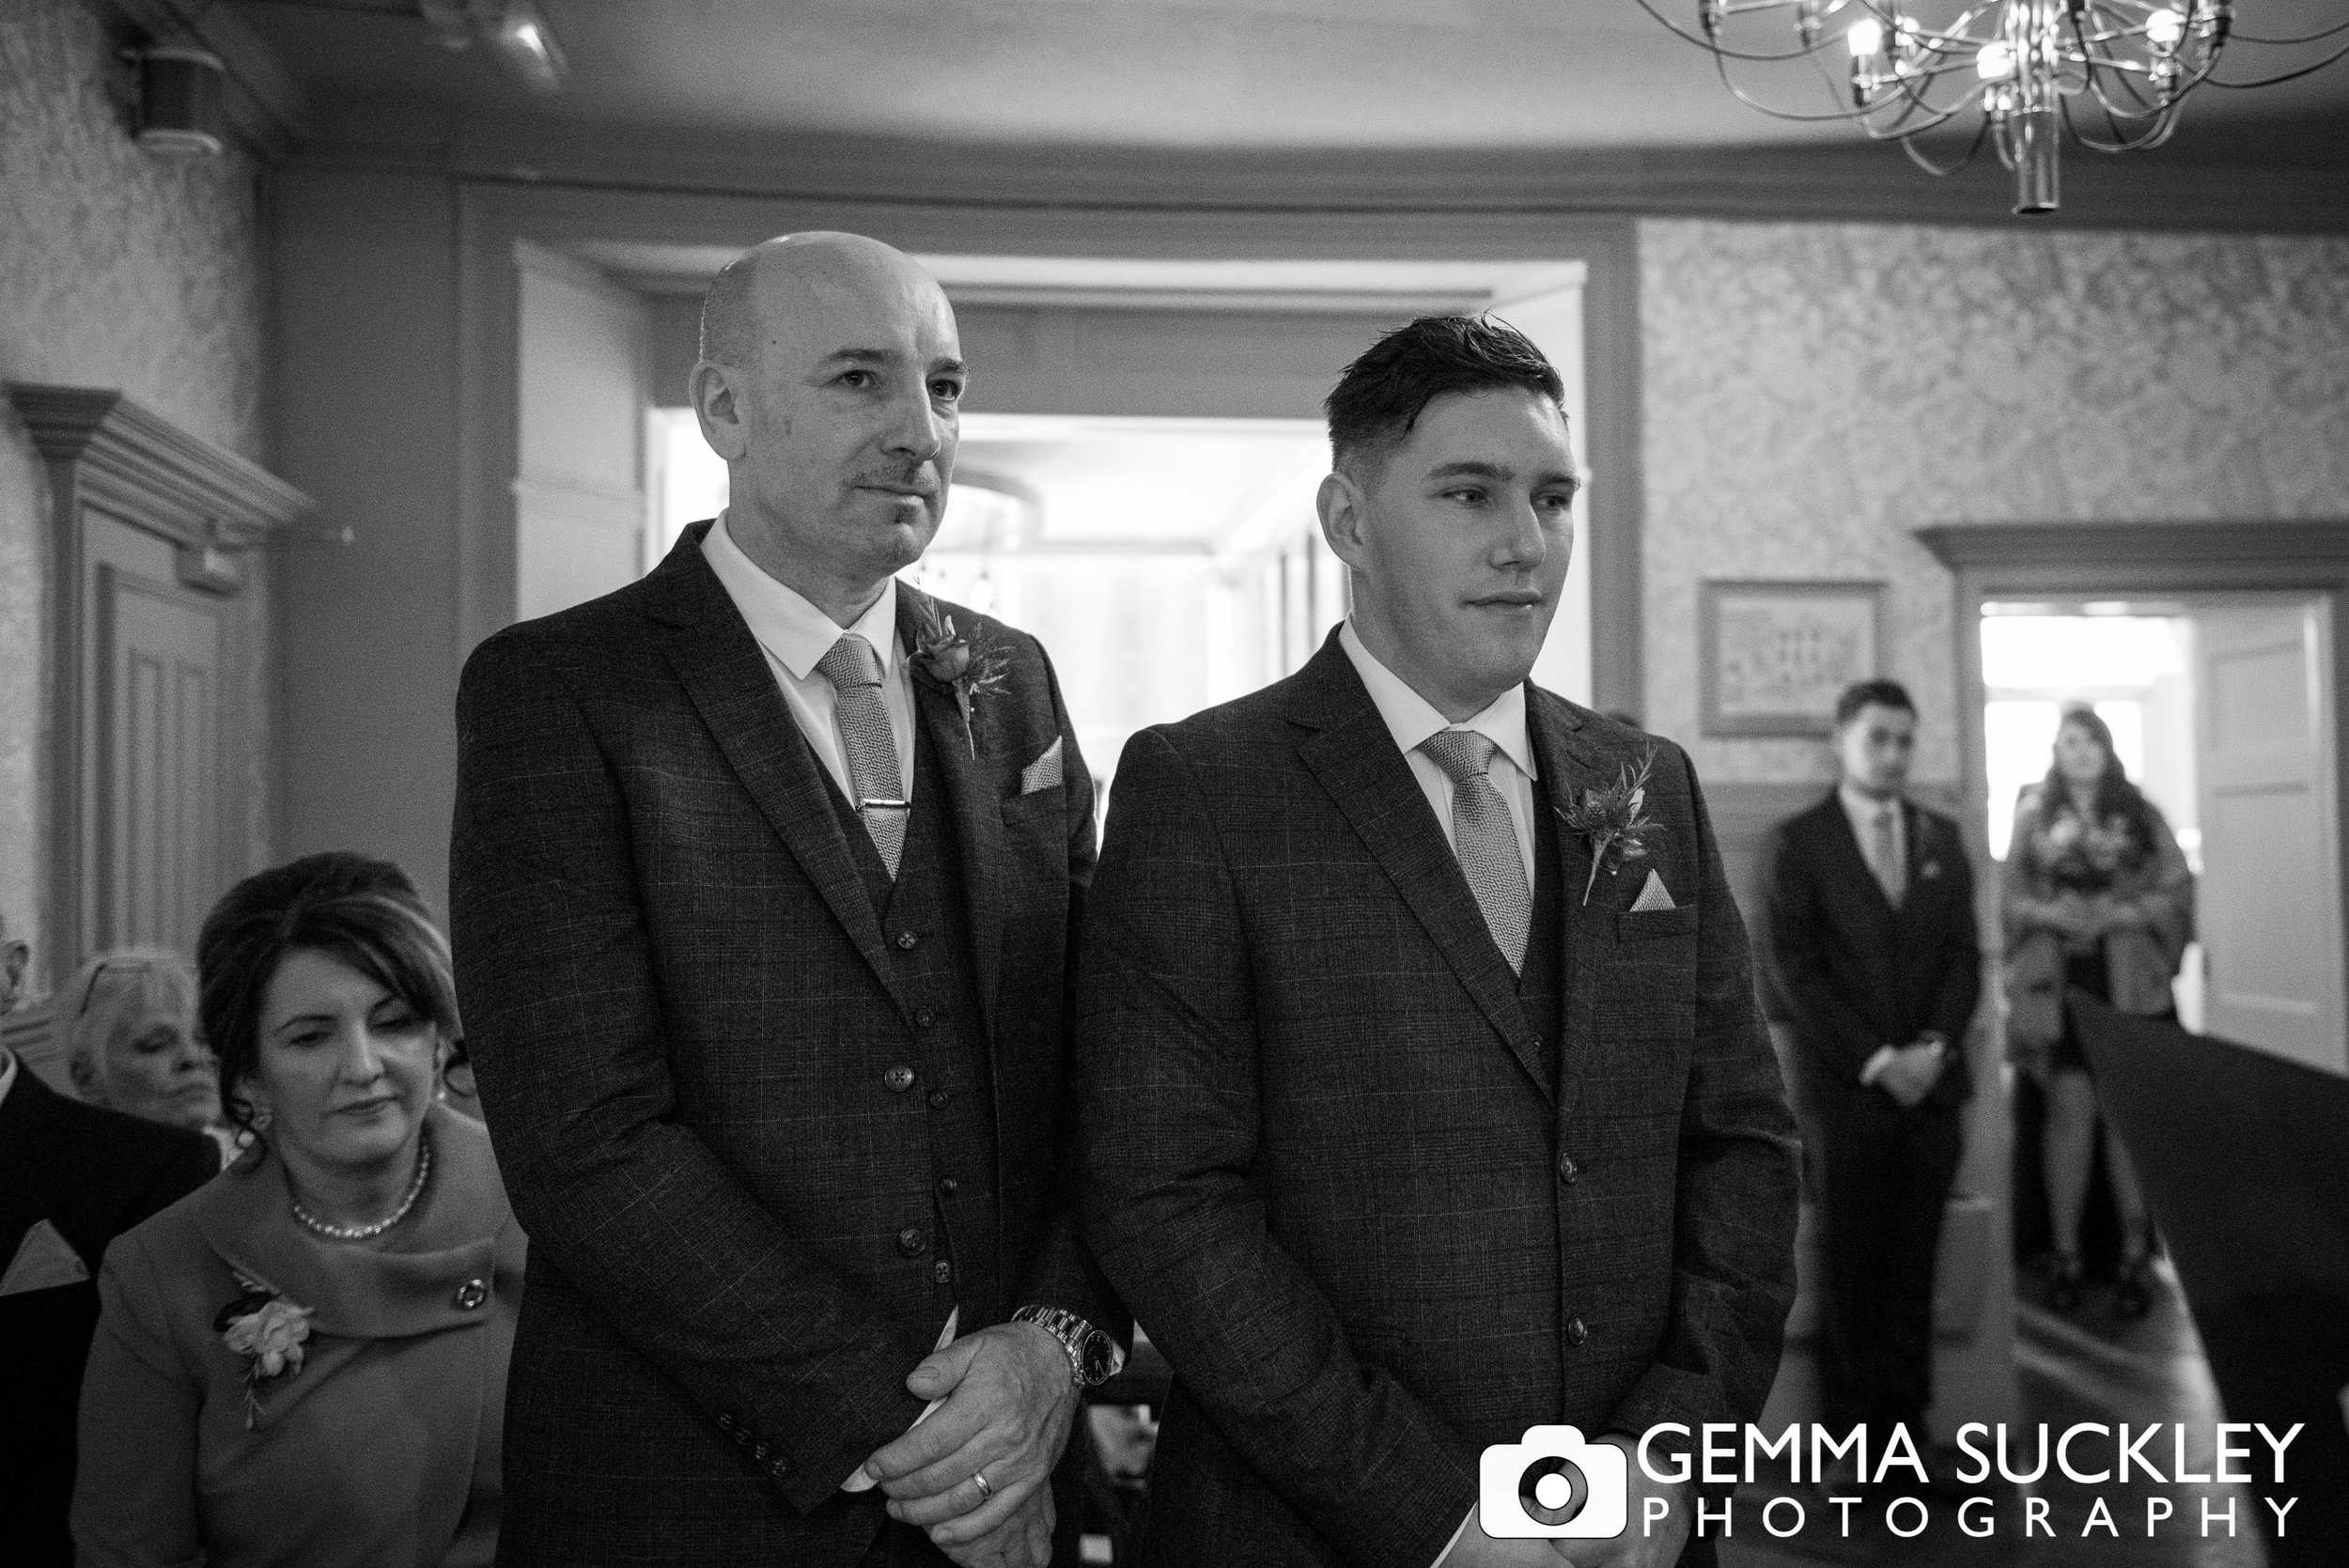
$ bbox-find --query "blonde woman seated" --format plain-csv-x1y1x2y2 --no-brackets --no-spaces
72,853,524,1568
60,948,238,1166
2002,706,2194,1319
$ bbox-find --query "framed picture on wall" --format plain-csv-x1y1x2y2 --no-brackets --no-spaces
1699,580,1887,737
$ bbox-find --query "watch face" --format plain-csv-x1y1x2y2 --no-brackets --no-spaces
1079,1331,1117,1386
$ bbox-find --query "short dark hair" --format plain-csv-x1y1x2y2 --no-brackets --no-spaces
1324,315,1565,477
1834,679,1916,729
197,852,460,1138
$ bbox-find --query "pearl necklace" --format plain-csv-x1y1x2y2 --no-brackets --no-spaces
290,1134,432,1242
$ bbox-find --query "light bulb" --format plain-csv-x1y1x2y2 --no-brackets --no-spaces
1977,39,2016,79
1848,17,1885,56
2143,8,2185,46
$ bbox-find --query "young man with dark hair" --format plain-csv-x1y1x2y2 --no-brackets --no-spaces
1079,316,1801,1568
1762,679,1983,1492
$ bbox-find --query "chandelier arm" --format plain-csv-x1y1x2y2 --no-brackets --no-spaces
1629,0,1828,64
2079,49,2176,119
1706,47,1906,122
2230,20,2349,47
1878,55,1972,131
1866,94,1969,141
1898,117,1990,178
2207,39,2349,88
2061,93,2175,153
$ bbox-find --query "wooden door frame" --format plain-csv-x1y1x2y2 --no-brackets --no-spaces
1917,522,2349,968
7,384,311,984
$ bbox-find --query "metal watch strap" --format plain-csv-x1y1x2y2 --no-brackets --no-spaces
1010,1305,1112,1389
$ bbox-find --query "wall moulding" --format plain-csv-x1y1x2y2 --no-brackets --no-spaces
8,382,312,983
286,110,2349,236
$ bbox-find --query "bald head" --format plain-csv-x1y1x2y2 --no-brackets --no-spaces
688,231,966,623
698,231,947,369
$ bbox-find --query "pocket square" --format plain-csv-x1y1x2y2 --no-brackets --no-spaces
1019,736,1064,796
1,1219,90,1296
1628,869,1678,913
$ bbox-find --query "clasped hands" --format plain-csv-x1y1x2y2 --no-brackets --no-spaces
858,1321,1078,1568
1874,1036,1949,1109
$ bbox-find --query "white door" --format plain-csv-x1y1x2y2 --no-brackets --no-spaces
2192,598,2346,1073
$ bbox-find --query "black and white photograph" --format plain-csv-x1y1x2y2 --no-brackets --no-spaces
3,4,2347,1567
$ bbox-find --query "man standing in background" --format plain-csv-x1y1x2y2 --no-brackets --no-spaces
1763,680,1982,1490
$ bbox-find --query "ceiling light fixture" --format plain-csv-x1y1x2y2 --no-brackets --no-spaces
415,0,568,93
1644,1,2349,213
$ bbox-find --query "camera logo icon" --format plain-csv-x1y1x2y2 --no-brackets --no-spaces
1478,1425,1629,1539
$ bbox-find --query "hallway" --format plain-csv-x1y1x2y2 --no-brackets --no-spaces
1722,1261,2266,1567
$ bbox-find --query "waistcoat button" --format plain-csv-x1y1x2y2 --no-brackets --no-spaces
898,1228,927,1257
883,1065,915,1093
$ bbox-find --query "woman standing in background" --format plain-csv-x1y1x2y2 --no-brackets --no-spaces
2003,706,2195,1319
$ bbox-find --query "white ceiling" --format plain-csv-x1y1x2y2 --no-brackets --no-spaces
226,0,2349,168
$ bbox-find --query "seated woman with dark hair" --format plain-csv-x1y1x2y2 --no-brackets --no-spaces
72,852,524,1568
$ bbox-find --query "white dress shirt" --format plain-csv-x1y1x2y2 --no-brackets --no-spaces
1340,621,1539,890
701,513,916,808
0,1046,17,1112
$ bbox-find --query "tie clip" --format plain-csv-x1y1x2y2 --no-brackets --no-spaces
860,798,910,812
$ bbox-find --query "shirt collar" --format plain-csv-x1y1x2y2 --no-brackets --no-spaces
1839,780,1903,824
703,511,899,681
1339,620,1536,781
0,1047,17,1112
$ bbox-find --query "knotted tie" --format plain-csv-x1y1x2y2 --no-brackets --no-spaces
1419,729,1532,974
815,633,907,877
1870,802,1906,906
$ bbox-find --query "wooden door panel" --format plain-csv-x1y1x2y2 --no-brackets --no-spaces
100,567,223,958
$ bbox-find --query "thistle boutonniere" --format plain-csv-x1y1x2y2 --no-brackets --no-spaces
907,597,1010,757
1558,748,1660,908
214,1275,313,1429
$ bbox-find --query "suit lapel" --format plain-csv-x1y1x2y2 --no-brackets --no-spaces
1820,791,1898,921
1526,690,1611,1124
1288,642,1549,1102
900,593,1005,1044
645,527,901,1005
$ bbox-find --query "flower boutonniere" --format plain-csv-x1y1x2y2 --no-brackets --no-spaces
214,1277,313,1429
907,596,1011,757
1557,747,1660,908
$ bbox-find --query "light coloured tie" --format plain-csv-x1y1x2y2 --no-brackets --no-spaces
1872,803,1906,906
1419,730,1532,974
815,633,907,877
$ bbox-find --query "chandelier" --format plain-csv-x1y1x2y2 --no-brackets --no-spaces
1642,1,2349,213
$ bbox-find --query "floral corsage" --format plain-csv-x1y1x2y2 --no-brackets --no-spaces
1558,748,1660,907
907,596,1010,756
214,1277,314,1429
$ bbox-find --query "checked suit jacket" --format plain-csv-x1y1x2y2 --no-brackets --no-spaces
450,520,1115,1565
1076,632,1802,1568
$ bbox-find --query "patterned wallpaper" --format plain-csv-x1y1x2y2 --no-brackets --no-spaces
0,0,272,990
1641,218,2349,788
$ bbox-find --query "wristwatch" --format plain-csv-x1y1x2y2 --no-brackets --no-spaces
1010,1305,1124,1390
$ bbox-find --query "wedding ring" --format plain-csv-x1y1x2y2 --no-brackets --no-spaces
972,1470,992,1500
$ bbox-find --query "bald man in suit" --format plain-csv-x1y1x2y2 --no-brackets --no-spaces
455,234,1122,1568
